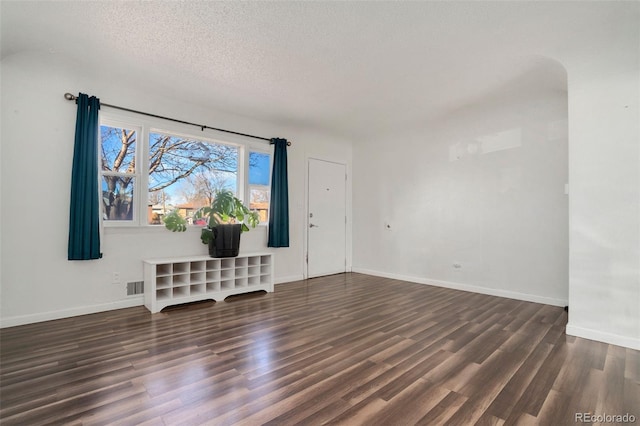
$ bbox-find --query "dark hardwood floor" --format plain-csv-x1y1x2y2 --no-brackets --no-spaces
1,273,638,425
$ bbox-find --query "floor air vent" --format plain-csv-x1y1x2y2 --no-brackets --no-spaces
127,281,144,296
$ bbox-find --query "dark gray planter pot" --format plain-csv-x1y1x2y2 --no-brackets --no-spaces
208,224,242,258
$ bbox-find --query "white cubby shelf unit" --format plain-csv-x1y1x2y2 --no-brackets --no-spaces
143,252,273,313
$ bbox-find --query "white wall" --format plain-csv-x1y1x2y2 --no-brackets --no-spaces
353,87,569,306
564,45,640,350
0,50,352,327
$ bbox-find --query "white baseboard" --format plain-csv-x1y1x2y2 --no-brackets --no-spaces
566,323,640,350
0,297,144,329
351,267,568,307
274,274,305,285
1,274,303,328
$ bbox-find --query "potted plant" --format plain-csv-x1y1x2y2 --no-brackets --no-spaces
163,189,260,257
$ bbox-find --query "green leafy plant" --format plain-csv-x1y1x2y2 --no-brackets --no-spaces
163,189,260,244
162,210,188,232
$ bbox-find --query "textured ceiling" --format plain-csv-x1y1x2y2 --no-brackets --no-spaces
1,1,638,140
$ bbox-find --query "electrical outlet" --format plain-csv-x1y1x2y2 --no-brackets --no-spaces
112,272,121,283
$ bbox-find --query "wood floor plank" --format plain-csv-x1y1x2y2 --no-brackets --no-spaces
362,379,450,425
486,342,554,420
1,272,638,425
417,390,467,425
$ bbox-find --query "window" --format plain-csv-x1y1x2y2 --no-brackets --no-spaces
147,131,239,225
99,117,271,227
100,123,140,223
248,151,271,223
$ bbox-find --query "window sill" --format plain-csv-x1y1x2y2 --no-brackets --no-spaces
103,224,268,236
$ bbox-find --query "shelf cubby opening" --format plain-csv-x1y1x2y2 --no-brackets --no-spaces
190,272,205,284
206,259,221,271
206,270,220,282
156,276,171,289
248,256,260,266
221,259,235,269
206,282,220,292
221,279,234,290
248,276,260,287
190,261,205,272
235,277,248,288
156,288,171,300
260,256,271,265
173,262,189,274
260,274,271,285
260,265,271,274
221,269,234,280
172,274,189,286
248,266,260,276
156,264,172,276
190,284,206,295
173,286,189,297
235,257,248,268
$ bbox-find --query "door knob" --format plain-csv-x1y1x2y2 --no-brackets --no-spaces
309,223,319,228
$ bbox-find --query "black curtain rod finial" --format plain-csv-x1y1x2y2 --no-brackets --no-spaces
270,138,292,147
64,92,76,101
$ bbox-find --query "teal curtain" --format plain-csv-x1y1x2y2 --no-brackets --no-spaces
68,93,102,260
268,138,289,247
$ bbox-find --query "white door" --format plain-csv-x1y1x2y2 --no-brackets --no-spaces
307,159,346,278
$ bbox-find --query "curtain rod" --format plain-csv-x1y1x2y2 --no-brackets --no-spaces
64,93,291,146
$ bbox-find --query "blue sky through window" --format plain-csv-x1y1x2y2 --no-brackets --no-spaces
249,152,270,186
